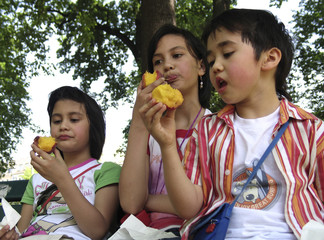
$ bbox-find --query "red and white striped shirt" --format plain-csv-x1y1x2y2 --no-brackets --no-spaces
181,99,324,239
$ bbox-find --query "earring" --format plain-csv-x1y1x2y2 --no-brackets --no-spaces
200,76,204,89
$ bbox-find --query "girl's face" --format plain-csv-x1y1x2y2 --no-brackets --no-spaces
207,28,264,106
152,34,205,99
50,99,90,156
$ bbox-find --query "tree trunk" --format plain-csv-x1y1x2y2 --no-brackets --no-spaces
137,0,176,72
213,0,230,17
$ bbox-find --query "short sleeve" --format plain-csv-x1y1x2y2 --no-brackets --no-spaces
94,162,121,192
21,176,34,205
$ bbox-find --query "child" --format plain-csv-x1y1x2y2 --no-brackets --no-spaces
6,86,121,240
119,24,212,236
139,9,324,240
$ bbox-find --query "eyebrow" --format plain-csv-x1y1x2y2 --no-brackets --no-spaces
51,112,84,118
207,40,236,56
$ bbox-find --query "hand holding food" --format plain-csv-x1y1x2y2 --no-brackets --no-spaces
142,70,184,109
34,136,56,153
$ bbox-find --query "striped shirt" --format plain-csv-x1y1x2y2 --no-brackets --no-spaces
181,99,324,239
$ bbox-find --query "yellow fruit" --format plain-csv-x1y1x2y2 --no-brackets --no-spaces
142,70,184,109
34,136,56,153
152,84,184,109
142,70,161,87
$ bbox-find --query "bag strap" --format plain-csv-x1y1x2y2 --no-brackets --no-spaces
227,120,290,214
36,163,101,216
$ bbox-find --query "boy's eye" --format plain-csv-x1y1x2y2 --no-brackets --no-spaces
224,51,234,58
208,59,215,68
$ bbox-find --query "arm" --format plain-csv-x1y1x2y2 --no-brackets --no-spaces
139,100,203,219
145,194,177,215
17,204,33,234
119,78,165,214
30,147,116,240
0,204,32,239
56,173,116,239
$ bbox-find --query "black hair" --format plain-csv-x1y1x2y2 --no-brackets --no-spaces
47,86,105,159
147,24,212,108
202,9,294,100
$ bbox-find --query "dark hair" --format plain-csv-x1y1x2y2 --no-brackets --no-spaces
202,9,294,100
147,24,211,108
47,86,106,159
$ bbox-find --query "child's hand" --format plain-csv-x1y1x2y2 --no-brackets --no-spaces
0,225,19,240
30,144,69,184
134,76,165,113
139,96,176,149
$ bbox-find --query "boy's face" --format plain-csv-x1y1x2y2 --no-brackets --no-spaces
206,28,265,106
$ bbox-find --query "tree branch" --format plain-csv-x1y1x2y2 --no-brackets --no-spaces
96,24,139,62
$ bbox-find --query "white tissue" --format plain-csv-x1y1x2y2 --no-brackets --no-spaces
301,220,324,240
0,197,21,230
109,214,178,240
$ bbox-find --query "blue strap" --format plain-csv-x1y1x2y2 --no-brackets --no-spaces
227,119,290,215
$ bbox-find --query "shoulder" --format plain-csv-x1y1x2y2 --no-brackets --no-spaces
200,105,234,128
281,99,319,122
95,162,121,177
21,177,35,204
281,100,324,141
94,162,121,191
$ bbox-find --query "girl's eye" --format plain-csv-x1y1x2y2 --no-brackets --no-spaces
52,120,61,124
153,59,162,66
173,53,183,59
71,118,80,123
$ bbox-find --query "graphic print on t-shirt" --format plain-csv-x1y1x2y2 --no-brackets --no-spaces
232,160,281,210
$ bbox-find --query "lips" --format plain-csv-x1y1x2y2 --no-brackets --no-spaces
58,135,71,141
165,75,177,84
216,77,227,94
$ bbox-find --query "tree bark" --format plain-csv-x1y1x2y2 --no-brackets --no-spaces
137,0,176,72
213,0,230,17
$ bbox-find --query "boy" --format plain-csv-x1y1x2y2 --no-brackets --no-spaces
139,9,324,239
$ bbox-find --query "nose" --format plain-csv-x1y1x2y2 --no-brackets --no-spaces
211,59,224,73
59,119,69,131
163,58,174,71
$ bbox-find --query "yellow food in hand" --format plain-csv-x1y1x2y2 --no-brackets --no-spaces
34,136,56,153
142,70,184,109
152,84,184,109
142,70,161,87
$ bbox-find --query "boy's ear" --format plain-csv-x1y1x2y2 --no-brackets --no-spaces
261,47,281,71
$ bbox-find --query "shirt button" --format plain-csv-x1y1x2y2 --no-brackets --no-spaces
225,169,231,175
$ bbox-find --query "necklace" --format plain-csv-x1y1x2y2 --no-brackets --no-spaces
153,106,203,194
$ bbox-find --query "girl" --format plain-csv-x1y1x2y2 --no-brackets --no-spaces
119,24,212,237
5,86,121,240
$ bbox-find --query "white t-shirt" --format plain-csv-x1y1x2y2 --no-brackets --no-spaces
226,108,296,239
21,159,121,239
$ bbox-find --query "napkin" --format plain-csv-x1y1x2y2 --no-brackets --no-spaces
301,220,324,240
109,214,178,240
0,197,21,230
